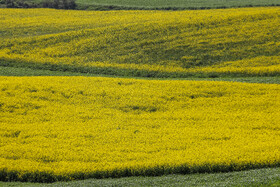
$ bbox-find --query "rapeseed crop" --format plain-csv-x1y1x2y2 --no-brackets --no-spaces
0,76,279,182
1,8,280,77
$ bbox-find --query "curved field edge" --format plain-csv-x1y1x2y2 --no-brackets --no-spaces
1,66,280,84
1,77,280,182
1,8,280,78
1,59,280,78
0,164,280,183
1,167,280,186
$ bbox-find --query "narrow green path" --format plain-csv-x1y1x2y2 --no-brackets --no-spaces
1,167,279,186
1,66,280,84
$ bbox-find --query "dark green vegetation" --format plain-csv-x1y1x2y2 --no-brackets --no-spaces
0,0,37,8
0,0,76,9
1,66,280,84
41,0,76,9
1,0,280,10
0,167,279,186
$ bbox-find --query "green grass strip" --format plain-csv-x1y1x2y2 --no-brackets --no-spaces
1,66,280,84
0,167,279,186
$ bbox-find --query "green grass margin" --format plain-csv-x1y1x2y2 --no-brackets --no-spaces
1,59,280,79
1,66,280,84
0,167,279,186
76,4,280,11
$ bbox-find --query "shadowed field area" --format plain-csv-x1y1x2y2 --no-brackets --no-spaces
1,8,280,78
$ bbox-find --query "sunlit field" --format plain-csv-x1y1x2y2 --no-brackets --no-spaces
0,76,280,182
1,5,280,184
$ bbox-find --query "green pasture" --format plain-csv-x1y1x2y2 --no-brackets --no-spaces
22,0,280,9
77,0,280,9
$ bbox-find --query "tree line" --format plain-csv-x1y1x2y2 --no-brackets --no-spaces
0,0,77,9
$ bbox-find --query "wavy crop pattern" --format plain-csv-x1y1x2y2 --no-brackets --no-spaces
1,8,280,77
0,77,280,182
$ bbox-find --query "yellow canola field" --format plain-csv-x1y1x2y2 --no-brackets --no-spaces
1,8,280,77
0,76,280,181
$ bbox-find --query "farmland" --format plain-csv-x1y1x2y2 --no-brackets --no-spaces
0,77,280,182
1,6,280,185
1,8,280,78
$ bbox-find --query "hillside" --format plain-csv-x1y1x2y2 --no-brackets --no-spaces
1,7,280,78
1,6,280,184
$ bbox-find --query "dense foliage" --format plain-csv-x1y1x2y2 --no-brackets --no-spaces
0,0,38,8
0,0,76,9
